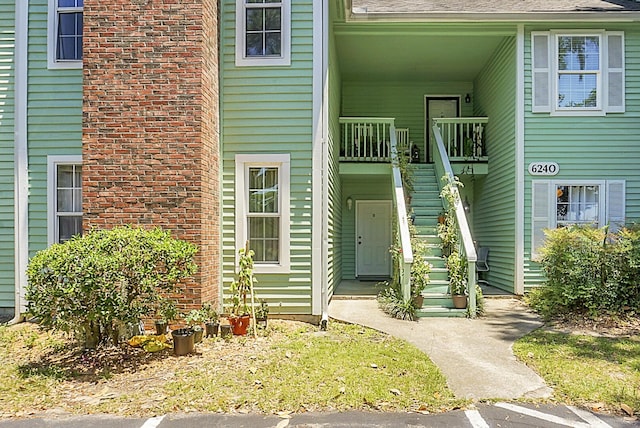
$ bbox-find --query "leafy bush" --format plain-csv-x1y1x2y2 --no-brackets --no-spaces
26,226,198,348
531,225,640,319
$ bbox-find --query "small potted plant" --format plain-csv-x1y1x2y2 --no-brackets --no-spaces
201,303,219,338
184,309,205,343
447,250,468,309
228,246,256,336
255,299,269,329
155,298,178,335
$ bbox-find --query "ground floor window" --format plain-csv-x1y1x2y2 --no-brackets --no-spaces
235,154,290,272
531,179,625,258
555,184,602,228
48,155,82,244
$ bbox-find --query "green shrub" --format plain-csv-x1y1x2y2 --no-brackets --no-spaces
532,224,640,319
26,226,198,348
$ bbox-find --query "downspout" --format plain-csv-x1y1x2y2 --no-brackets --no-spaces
319,0,329,330
10,0,29,325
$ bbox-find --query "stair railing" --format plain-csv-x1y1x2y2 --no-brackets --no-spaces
390,123,414,301
432,124,477,316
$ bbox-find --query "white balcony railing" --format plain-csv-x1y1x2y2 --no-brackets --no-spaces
432,117,488,162
339,118,396,162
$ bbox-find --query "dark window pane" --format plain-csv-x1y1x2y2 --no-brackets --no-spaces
264,217,279,238
246,9,263,31
264,8,281,31
264,240,279,262
57,189,73,212
265,33,281,56
57,165,74,187
58,216,82,243
58,0,80,7
246,34,263,56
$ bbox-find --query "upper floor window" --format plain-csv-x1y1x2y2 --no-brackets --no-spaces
235,0,291,67
48,156,83,244
532,31,624,115
48,0,83,69
556,35,600,110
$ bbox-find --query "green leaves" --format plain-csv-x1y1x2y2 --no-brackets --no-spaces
532,225,640,318
26,226,198,348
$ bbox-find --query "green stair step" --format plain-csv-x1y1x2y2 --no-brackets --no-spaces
416,307,467,318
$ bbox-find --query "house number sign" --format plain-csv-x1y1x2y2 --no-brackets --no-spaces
528,162,559,176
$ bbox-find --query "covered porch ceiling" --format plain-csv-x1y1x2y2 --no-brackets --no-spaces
334,26,514,82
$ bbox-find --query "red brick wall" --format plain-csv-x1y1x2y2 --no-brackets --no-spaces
82,0,220,310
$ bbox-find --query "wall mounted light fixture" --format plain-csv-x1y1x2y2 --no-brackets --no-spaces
465,93,471,103
346,196,353,211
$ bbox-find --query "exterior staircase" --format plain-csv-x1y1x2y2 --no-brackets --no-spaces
410,164,467,317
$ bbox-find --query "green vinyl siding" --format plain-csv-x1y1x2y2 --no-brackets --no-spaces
220,0,315,314
0,2,15,309
27,0,82,255
523,24,640,290
472,36,517,293
327,25,342,298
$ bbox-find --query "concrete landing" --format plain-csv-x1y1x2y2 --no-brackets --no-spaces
328,298,553,400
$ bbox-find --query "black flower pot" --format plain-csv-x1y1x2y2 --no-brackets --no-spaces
171,328,195,356
205,322,219,338
155,320,167,335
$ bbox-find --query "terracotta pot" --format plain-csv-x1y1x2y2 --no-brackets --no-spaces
452,294,467,309
229,314,251,336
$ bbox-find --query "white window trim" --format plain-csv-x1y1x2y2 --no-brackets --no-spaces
235,154,291,273
47,0,83,70
552,32,604,115
47,155,82,245
235,0,291,67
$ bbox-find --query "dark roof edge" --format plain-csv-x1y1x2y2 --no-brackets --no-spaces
349,10,640,23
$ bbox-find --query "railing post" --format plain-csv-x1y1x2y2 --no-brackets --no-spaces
468,261,476,317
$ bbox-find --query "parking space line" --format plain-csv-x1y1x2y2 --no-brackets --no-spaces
567,405,612,428
465,409,490,428
140,415,165,428
495,402,592,428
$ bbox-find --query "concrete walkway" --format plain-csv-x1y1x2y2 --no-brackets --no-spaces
328,298,553,400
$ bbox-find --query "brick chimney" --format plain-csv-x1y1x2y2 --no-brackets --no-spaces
81,0,220,308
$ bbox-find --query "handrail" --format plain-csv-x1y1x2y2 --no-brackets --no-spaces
389,124,414,301
432,117,488,161
432,124,477,316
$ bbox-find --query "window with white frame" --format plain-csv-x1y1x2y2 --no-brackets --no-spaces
531,31,625,115
48,0,83,69
531,180,625,259
235,154,290,272
235,0,291,67
48,156,83,244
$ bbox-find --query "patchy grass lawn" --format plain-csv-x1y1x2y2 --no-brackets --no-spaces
514,326,640,416
0,320,463,418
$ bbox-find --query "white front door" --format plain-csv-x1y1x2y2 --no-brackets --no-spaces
356,201,392,278
426,97,460,162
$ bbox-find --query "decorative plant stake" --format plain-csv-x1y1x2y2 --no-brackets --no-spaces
230,242,257,337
